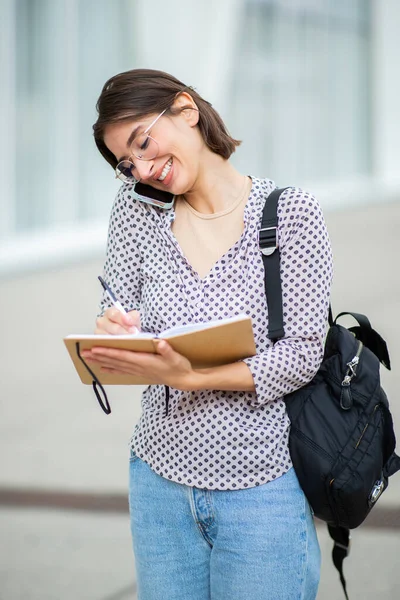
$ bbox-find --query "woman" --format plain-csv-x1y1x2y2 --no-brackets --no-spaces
85,68,332,600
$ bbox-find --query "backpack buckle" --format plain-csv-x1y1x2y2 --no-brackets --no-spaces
259,226,278,256
368,479,385,506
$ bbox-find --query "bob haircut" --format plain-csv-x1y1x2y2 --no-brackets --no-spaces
93,68,241,169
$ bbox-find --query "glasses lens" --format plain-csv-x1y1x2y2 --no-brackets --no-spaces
115,161,136,182
131,134,159,161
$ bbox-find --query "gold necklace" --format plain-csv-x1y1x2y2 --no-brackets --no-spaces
181,176,251,220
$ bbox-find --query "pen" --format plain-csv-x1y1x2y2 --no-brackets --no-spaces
98,276,126,316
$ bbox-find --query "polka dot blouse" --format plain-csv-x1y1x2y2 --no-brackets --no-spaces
99,177,333,490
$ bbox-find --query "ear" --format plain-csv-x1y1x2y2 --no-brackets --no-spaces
172,92,199,127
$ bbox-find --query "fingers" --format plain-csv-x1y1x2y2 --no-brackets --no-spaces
126,309,141,331
155,340,177,363
95,319,128,335
82,342,192,389
89,356,141,374
84,347,147,377
95,308,140,335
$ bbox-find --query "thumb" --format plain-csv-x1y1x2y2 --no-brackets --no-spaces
156,340,173,356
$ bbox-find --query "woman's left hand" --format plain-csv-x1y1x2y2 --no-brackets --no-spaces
81,341,197,391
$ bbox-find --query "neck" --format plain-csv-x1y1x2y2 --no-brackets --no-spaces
182,155,247,214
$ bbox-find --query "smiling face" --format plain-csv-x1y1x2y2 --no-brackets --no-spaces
103,94,205,196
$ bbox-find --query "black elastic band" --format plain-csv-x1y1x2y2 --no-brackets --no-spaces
75,342,111,415
165,385,170,417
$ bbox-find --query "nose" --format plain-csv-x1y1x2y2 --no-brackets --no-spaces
135,159,155,181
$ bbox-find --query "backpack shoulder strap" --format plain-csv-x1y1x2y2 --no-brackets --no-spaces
259,187,290,341
328,525,351,600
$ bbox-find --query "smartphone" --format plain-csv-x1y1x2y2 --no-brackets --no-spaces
133,181,175,209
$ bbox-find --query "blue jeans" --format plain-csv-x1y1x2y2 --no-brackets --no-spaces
128,452,320,600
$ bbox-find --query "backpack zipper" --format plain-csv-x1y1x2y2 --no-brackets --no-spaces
341,340,363,386
291,426,334,462
340,340,363,409
355,404,380,449
329,404,381,487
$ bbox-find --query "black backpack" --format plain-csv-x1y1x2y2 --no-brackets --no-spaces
259,187,400,600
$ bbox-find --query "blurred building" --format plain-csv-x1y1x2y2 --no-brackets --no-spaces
1,4,400,598
1,0,399,277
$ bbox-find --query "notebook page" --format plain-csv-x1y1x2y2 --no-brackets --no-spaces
64,332,155,340
159,314,249,339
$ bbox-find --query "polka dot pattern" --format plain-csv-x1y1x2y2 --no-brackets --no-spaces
99,178,333,490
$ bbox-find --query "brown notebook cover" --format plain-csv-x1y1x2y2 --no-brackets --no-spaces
64,315,256,386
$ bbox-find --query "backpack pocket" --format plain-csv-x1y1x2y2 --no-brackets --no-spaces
289,426,335,521
328,404,387,528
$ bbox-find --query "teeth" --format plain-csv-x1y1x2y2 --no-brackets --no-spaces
158,157,173,181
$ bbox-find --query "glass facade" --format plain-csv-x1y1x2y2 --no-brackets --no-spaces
230,0,372,183
1,0,373,269
2,0,135,237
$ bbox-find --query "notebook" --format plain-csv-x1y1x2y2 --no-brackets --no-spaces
64,314,257,385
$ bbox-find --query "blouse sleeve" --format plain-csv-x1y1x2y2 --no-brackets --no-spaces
98,186,142,316
242,188,333,407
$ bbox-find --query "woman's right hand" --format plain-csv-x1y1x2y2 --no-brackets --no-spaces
95,308,141,335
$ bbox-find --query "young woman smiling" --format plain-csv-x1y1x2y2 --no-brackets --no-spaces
86,69,333,600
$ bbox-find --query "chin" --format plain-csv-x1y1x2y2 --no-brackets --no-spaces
172,178,195,197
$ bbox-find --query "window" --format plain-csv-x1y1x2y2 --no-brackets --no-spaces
1,0,135,240
230,0,372,184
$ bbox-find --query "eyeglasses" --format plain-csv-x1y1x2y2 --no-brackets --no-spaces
115,108,167,182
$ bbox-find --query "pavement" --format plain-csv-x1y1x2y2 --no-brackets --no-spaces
1,200,400,599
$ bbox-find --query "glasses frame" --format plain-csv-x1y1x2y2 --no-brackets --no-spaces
115,108,168,182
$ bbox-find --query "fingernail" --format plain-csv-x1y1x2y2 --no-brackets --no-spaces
129,326,139,334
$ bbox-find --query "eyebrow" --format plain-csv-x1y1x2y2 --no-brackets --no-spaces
116,125,142,162
127,126,141,148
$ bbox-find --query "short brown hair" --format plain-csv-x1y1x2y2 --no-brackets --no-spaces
93,68,241,169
